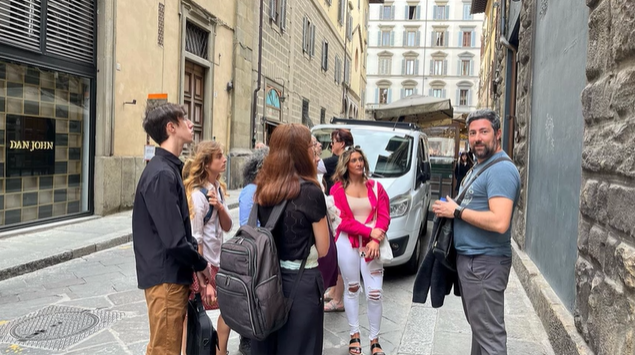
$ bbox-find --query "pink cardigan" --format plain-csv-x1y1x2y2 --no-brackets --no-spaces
330,179,391,248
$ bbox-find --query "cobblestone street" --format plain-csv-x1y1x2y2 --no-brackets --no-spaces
0,208,554,354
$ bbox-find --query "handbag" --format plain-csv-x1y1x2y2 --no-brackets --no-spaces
186,293,218,355
318,216,339,289
430,156,512,271
370,180,393,264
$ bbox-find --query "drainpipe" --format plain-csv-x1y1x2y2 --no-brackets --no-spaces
251,0,264,149
500,35,517,159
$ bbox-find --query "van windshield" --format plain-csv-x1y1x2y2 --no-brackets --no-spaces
314,128,414,178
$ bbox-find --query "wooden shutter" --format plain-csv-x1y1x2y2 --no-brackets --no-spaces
310,24,316,56
302,17,307,52
280,0,287,30
415,59,420,74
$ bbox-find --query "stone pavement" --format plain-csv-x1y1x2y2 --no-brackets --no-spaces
0,189,243,282
0,200,555,354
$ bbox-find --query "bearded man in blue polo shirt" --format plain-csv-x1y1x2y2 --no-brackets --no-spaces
432,109,520,355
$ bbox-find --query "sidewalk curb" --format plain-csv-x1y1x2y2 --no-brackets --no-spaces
0,234,133,282
0,203,240,283
511,240,593,355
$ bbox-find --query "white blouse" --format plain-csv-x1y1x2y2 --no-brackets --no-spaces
191,181,231,267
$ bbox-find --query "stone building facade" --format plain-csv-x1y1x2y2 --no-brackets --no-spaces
472,0,635,354
576,0,635,353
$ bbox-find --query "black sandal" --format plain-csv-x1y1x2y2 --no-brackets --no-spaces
349,336,362,355
371,341,386,355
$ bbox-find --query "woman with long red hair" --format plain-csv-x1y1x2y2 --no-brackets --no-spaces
251,123,330,355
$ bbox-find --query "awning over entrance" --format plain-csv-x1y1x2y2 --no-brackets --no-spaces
371,94,455,128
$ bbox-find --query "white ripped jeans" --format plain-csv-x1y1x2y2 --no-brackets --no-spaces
336,234,384,340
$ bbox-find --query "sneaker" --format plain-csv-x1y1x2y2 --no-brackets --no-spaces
238,336,251,355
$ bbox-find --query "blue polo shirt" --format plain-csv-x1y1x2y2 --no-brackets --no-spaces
453,151,520,257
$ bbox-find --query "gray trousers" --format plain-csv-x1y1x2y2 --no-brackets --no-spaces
457,254,512,355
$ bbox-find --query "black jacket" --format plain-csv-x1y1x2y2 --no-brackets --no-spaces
412,249,461,308
323,154,339,195
132,147,208,289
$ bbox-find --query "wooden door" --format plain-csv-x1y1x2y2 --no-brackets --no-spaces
184,61,205,146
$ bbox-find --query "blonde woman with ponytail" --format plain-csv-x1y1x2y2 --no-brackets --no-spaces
182,140,233,355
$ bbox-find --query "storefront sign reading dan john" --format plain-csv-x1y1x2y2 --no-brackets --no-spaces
5,115,56,177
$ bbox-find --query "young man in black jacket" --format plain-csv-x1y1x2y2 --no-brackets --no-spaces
132,103,212,355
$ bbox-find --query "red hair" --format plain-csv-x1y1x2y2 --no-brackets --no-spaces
255,124,319,206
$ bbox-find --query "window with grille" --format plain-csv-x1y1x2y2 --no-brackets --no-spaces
185,22,209,59
47,0,95,63
320,107,326,124
158,3,165,46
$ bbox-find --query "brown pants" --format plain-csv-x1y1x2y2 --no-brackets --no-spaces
144,283,190,355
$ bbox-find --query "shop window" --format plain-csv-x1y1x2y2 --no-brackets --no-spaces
0,60,90,227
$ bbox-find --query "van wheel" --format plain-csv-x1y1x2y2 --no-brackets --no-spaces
405,227,424,275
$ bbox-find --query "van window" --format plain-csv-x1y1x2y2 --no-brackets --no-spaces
312,128,414,178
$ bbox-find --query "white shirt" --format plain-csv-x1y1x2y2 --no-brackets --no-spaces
191,181,231,267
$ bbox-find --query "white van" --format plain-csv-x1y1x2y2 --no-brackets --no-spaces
311,119,432,274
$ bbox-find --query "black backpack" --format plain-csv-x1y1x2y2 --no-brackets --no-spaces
186,294,218,355
198,187,223,225
216,200,310,341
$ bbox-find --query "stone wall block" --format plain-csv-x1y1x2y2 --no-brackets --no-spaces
581,122,635,177
612,0,635,63
581,78,614,124
616,242,635,290
578,217,592,254
607,184,635,237
612,68,635,116
574,256,594,341
579,179,608,221
586,277,635,355
512,209,526,248
586,0,611,80
588,224,608,266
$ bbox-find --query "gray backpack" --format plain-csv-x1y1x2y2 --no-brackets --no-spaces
216,200,310,341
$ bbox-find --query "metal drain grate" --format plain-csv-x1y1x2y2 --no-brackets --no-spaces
0,305,125,351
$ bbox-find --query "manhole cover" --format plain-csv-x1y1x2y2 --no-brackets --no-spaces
0,305,125,351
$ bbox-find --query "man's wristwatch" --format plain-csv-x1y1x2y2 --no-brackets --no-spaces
454,206,464,220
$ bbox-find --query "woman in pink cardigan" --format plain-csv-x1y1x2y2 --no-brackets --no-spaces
330,146,390,355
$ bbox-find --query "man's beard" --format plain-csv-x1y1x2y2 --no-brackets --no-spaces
471,140,497,161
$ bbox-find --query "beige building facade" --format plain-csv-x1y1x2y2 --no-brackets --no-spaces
95,0,242,215
248,0,374,150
